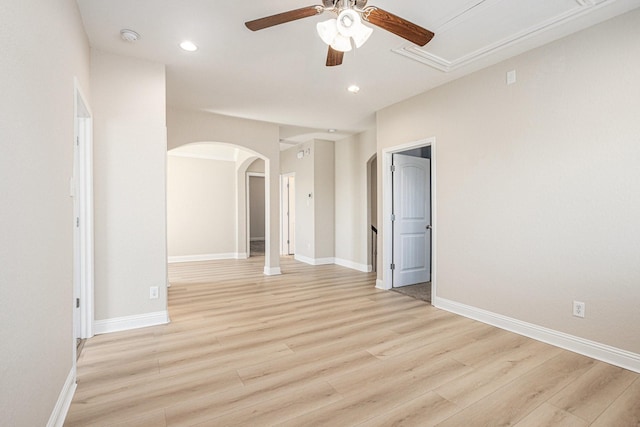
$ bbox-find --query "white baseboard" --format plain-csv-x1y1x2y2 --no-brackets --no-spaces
375,279,389,290
294,254,335,266
264,266,282,276
168,253,242,263
250,237,265,242
434,297,640,374
47,367,76,427
94,311,169,335
334,258,372,273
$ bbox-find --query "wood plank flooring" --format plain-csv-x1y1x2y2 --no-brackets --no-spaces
65,256,640,426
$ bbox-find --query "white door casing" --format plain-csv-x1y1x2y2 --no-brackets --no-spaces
392,153,431,287
280,173,296,255
246,172,265,257
73,79,94,345
287,176,295,255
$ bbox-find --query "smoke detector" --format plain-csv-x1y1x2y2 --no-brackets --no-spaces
120,29,140,42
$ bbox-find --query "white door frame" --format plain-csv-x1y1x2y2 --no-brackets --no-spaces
392,153,431,287
379,138,436,298
246,172,265,257
280,172,295,255
73,78,94,347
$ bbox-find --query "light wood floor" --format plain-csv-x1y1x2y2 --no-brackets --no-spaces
65,256,640,426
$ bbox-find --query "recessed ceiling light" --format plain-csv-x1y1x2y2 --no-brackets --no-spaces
120,29,140,43
328,129,337,133
347,85,360,94
180,41,198,52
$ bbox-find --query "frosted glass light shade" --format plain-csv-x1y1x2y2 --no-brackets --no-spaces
331,33,352,52
317,11,371,52
352,24,373,48
316,19,338,45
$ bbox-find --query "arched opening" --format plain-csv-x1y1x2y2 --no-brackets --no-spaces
166,142,273,270
366,153,378,273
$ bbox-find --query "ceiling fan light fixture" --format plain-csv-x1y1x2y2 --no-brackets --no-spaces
351,23,373,48
331,33,352,52
245,3,434,67
317,19,339,45
336,9,361,37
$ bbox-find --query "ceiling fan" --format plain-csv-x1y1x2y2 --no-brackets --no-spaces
245,0,434,67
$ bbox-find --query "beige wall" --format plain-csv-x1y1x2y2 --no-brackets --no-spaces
92,50,168,320
281,143,315,258
0,0,90,424
314,140,336,259
247,158,265,173
334,131,376,270
281,140,336,262
249,176,266,240
248,158,266,241
377,10,640,354
167,156,237,257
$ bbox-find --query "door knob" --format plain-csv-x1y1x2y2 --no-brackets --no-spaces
426,225,432,230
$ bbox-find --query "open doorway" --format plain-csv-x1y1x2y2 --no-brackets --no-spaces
367,155,378,272
166,144,270,266
247,173,266,257
381,138,436,303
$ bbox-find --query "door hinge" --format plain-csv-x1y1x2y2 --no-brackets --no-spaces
76,298,80,308
391,214,396,222
390,263,396,270
390,165,396,172
76,217,80,227
76,136,79,146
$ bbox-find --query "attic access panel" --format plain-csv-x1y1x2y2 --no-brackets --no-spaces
394,0,608,71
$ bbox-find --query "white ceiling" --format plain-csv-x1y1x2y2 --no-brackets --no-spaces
77,0,640,141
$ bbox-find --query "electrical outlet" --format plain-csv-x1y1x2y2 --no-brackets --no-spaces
573,301,585,318
150,286,159,299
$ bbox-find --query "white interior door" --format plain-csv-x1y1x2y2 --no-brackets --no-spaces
392,153,431,287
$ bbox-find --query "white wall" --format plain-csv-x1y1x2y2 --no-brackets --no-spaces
167,156,237,259
0,0,90,424
377,9,640,357
334,131,377,271
91,50,168,323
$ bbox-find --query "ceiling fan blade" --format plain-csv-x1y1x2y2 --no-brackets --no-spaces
245,6,324,31
362,7,434,46
326,46,344,67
